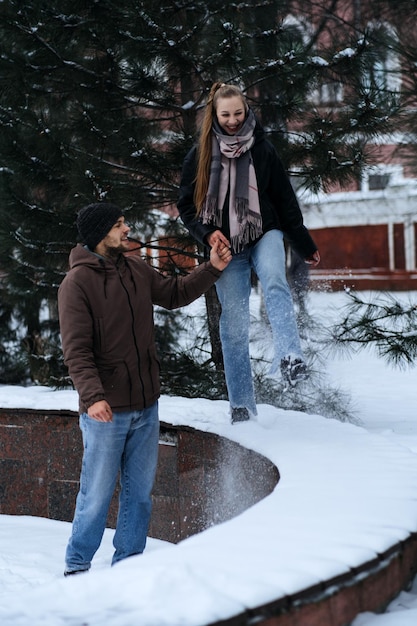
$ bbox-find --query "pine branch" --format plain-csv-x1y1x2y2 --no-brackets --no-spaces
330,292,417,368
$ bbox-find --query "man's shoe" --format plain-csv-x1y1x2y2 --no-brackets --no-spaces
64,569,89,577
231,407,250,424
280,355,308,387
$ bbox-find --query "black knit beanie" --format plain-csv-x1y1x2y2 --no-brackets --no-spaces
76,203,124,250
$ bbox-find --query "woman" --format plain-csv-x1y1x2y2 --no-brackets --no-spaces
177,82,320,424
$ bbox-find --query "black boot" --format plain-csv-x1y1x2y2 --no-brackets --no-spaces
280,355,308,387
231,407,250,424
64,569,89,577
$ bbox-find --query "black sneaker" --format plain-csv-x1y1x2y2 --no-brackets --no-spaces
231,407,250,424
280,356,308,387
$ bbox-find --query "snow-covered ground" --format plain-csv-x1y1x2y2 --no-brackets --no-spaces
0,290,416,626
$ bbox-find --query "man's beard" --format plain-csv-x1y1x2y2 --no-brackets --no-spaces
103,243,125,260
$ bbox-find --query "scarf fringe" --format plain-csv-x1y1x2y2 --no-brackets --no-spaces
201,195,222,226
230,209,263,254
235,197,249,222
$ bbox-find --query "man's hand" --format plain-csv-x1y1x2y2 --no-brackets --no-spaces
87,400,113,422
210,238,232,271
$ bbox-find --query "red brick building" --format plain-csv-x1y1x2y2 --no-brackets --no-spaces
288,1,417,290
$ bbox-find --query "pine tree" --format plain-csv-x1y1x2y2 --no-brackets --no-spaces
1,0,417,396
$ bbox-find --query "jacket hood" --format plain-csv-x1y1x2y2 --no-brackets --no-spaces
67,244,128,300
68,243,123,271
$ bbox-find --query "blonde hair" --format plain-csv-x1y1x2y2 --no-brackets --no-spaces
194,82,248,214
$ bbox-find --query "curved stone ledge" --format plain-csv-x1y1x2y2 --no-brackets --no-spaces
0,408,279,542
212,534,417,625
1,406,417,626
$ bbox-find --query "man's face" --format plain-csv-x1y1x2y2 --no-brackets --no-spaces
97,216,130,257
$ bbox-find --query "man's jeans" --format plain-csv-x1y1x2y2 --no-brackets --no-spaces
65,402,160,572
215,229,304,416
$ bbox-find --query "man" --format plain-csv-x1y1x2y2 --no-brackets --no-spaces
58,202,231,576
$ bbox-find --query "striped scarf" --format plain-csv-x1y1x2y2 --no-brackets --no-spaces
200,109,263,254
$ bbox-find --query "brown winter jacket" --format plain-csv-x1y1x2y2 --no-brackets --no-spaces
58,244,221,415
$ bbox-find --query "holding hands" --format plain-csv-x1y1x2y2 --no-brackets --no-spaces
208,230,232,271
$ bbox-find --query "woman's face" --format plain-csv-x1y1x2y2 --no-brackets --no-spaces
215,95,246,135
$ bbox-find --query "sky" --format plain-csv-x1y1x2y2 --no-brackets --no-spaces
0,290,416,626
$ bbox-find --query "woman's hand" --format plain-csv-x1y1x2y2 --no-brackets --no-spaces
305,250,320,266
206,230,231,249
210,239,232,271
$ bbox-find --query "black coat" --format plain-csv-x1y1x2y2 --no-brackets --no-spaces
177,122,317,259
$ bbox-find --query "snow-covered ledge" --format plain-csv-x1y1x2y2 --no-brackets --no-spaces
1,387,417,625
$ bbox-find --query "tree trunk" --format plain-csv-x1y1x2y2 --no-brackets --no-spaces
204,286,224,371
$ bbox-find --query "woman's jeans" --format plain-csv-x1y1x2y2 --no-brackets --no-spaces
215,230,303,416
65,402,160,572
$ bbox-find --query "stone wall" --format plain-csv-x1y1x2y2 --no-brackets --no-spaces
0,408,279,543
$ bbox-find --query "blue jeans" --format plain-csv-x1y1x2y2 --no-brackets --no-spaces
65,402,160,571
215,230,304,416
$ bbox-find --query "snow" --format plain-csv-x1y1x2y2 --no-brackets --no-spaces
334,47,357,59
311,55,329,66
0,290,417,626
